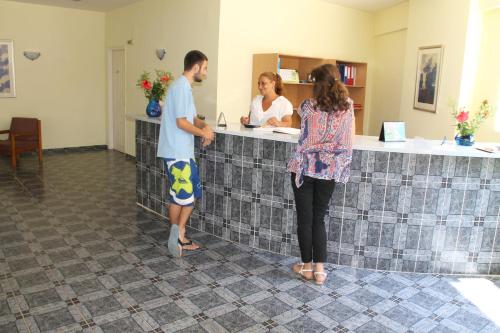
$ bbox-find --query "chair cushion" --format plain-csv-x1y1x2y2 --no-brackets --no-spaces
0,139,36,153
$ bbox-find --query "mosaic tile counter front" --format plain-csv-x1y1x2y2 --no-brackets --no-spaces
135,120,500,275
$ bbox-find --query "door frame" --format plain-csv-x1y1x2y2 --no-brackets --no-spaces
107,47,126,150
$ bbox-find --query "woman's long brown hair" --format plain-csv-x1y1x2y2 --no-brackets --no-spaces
311,64,350,112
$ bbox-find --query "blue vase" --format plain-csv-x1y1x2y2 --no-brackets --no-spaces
455,134,475,146
146,99,162,118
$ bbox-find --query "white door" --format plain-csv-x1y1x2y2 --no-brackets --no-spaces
112,49,125,153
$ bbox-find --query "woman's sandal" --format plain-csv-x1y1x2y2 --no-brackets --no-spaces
292,263,314,280
314,271,327,285
178,239,200,252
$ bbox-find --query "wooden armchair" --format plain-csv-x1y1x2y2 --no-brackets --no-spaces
0,117,42,169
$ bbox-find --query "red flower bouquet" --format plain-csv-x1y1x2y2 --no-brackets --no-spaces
451,100,491,137
136,70,173,101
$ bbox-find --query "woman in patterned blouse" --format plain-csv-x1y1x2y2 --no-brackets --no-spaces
287,64,355,285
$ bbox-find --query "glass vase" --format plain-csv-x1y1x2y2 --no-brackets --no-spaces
146,99,162,118
454,134,475,146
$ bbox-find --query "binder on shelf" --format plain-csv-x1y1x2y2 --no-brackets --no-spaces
353,103,363,110
337,64,343,83
337,64,357,85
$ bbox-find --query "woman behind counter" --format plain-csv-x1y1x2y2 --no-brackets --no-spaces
240,72,293,127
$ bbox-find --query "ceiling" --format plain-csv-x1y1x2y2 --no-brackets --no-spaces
8,0,407,13
322,0,406,12
6,0,142,12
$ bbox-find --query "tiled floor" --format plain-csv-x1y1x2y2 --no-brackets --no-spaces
0,150,499,333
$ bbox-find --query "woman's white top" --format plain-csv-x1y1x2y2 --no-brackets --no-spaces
249,95,293,126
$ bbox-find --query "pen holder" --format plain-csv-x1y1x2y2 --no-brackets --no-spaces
217,112,227,128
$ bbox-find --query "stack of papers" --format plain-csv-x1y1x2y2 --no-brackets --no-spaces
252,127,300,135
475,145,500,153
273,127,300,135
252,126,274,132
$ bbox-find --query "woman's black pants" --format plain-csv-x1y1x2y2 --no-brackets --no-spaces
291,173,336,263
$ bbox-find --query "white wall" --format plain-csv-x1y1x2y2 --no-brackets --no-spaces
0,0,106,149
217,0,375,131
106,0,220,156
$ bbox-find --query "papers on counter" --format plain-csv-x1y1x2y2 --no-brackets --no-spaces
273,127,300,135
252,127,300,135
475,145,500,153
251,126,274,132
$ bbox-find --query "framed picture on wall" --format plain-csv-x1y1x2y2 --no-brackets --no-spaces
0,40,16,98
413,45,443,112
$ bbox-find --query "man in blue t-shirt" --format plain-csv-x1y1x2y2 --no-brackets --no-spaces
157,50,214,257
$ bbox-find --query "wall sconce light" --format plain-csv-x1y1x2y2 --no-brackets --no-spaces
156,48,166,60
23,51,41,61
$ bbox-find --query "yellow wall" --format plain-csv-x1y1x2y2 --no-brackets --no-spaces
471,7,500,141
106,0,220,156
0,0,106,149
216,0,375,130
1,0,496,155
370,30,407,135
369,2,408,135
399,0,471,140
370,0,499,141
374,1,409,35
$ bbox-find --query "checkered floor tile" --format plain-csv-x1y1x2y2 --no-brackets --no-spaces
0,151,499,332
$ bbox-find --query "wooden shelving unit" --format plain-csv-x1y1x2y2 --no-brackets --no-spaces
252,53,367,134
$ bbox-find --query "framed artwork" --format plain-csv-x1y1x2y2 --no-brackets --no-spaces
0,40,16,98
413,45,443,112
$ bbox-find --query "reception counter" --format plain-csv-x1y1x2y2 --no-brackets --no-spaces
134,116,500,275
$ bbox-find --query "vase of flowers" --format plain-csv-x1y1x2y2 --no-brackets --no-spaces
137,70,173,117
451,100,491,146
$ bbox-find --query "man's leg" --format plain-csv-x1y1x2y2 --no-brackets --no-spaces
176,158,202,251
167,203,182,257
177,205,200,250
168,203,182,226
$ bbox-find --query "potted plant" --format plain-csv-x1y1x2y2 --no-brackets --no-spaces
451,100,491,146
137,70,173,117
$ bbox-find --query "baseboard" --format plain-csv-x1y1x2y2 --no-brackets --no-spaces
124,153,136,160
42,145,108,154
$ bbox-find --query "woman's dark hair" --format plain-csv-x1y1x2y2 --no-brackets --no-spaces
259,72,283,95
184,50,208,71
311,64,350,112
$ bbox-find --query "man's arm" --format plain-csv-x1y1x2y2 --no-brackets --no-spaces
176,118,210,137
193,117,207,129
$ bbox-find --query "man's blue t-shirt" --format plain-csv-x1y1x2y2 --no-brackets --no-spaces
157,75,196,159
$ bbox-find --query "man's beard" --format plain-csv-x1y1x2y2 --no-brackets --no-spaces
194,71,203,83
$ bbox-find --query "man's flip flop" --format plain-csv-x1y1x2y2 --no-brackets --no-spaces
168,224,181,257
